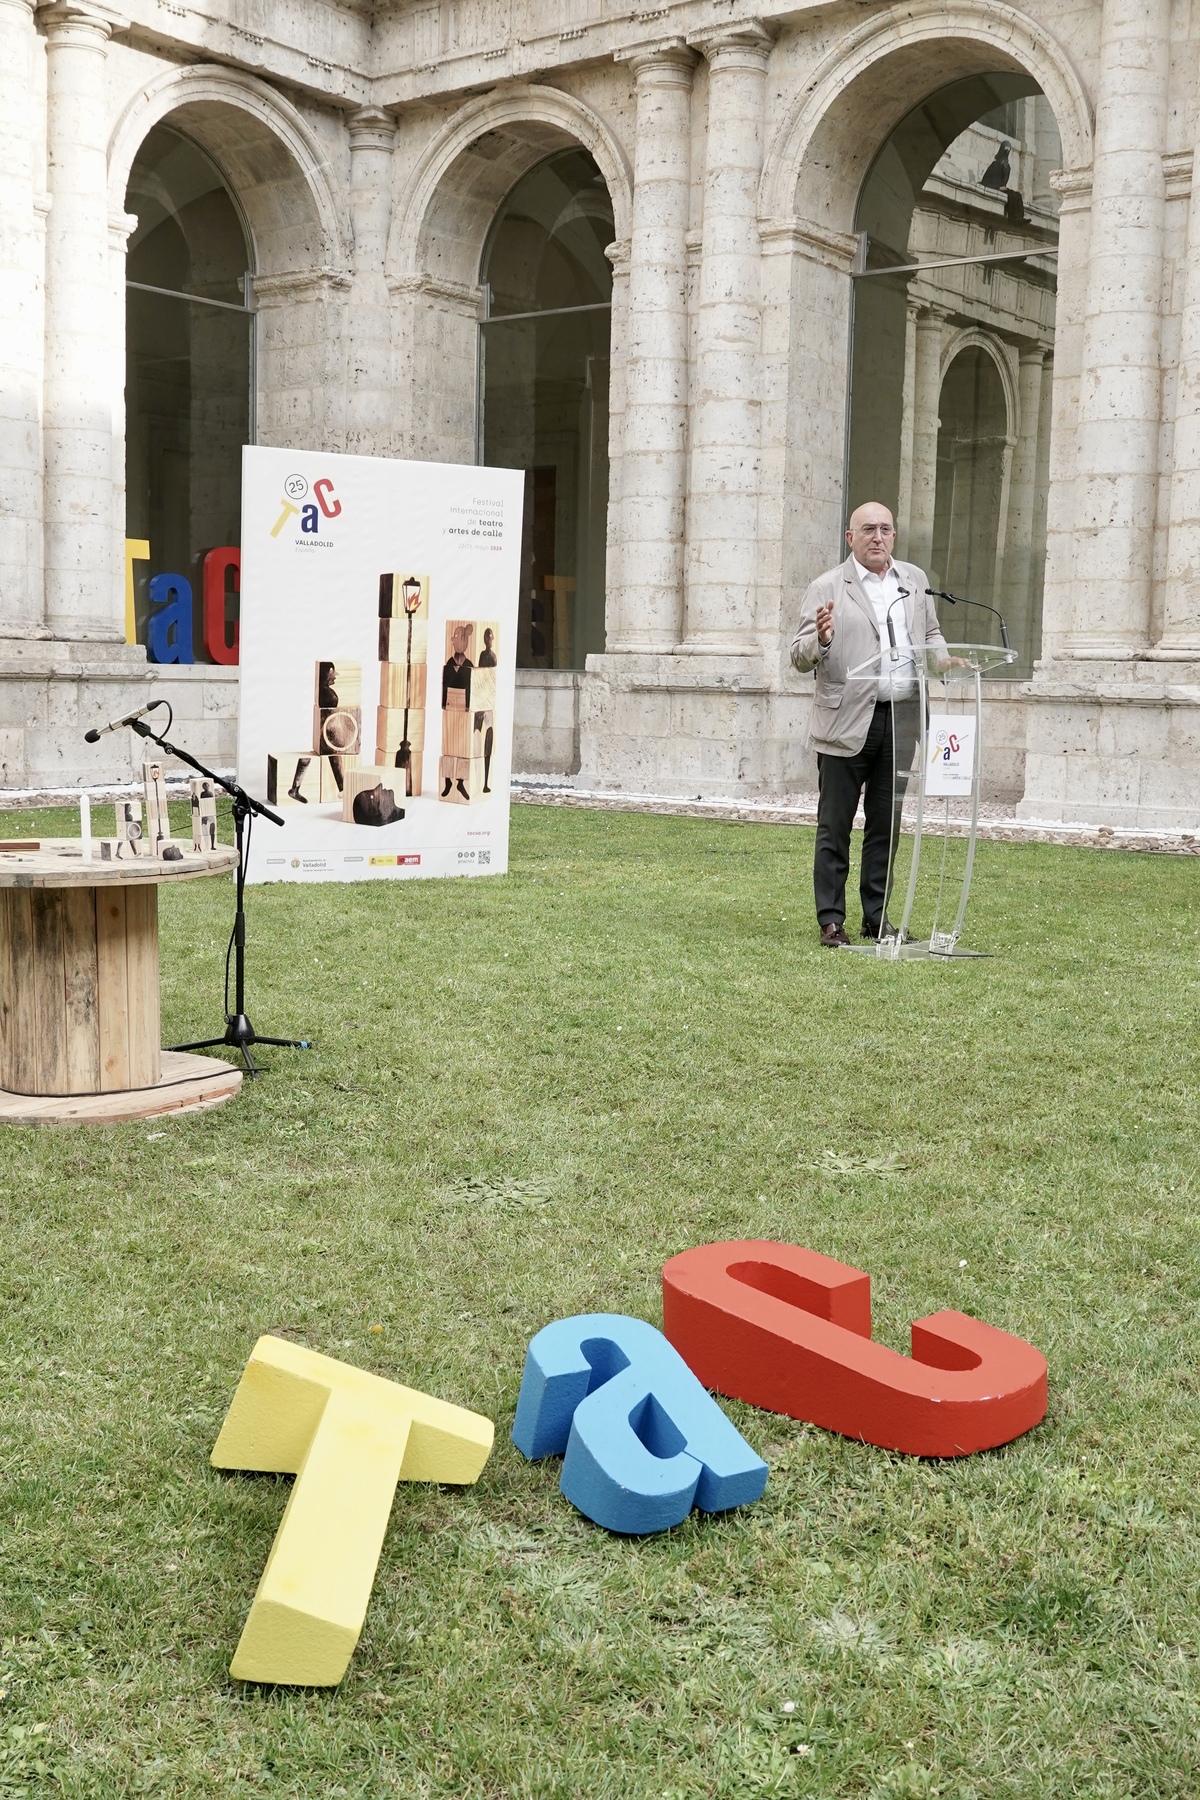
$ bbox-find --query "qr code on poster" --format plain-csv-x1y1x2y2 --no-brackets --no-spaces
478,850,491,866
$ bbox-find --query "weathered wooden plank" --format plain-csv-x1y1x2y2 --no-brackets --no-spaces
0,892,13,1086
28,888,69,1095
3,888,39,1093
123,883,161,1090
62,887,101,1093
95,889,130,1092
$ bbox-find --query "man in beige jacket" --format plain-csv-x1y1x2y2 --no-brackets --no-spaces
791,502,948,948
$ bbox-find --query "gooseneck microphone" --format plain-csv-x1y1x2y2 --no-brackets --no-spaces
886,589,910,662
83,699,165,744
926,587,1013,654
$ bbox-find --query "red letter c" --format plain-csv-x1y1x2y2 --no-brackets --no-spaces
313,478,341,519
662,1239,1047,1457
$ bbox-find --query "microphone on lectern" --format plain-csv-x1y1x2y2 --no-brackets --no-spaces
926,587,1013,654
886,590,909,662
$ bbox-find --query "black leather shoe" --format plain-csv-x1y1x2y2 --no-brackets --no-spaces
820,922,851,948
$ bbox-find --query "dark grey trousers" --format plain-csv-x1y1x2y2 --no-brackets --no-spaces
814,699,918,931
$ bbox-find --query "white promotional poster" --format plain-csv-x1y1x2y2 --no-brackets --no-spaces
925,714,977,798
237,446,524,884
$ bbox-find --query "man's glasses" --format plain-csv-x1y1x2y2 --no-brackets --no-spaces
855,524,895,538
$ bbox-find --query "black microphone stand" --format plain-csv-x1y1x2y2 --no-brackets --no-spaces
925,588,1016,657
125,717,312,1076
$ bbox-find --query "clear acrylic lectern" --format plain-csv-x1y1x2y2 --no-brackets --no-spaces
840,641,1017,959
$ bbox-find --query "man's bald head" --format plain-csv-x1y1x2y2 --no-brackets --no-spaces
846,502,896,574
848,502,894,533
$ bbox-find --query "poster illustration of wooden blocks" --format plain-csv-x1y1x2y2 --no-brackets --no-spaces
236,447,522,884
439,621,497,805
340,767,407,826
266,659,364,806
378,573,429,797
313,659,362,793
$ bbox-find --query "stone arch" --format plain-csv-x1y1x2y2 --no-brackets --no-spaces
940,327,1018,435
387,83,633,291
108,65,351,275
759,0,1092,233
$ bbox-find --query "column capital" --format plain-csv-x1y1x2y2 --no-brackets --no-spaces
108,207,137,249
1017,343,1049,367
1048,166,1092,214
348,106,396,155
614,38,696,85
38,1,125,42
0,0,37,21
1163,148,1192,200
687,19,774,68
757,214,857,271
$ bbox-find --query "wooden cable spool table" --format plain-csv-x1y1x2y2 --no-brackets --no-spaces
0,840,242,1124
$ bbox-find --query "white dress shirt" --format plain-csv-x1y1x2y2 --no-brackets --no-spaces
852,556,915,700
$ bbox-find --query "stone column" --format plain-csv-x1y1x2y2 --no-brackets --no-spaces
1157,142,1200,656
1066,0,1171,658
906,306,947,576
1038,172,1091,662
894,301,919,561
991,430,1017,608
0,0,44,634
602,235,630,627
1001,346,1048,643
41,1,123,640
608,40,694,652
1031,352,1053,582
346,107,396,458
680,21,772,654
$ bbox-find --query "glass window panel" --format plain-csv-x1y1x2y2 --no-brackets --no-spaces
126,124,249,306
124,125,252,662
125,290,251,646
480,309,610,669
479,149,614,670
848,76,1059,676
483,147,614,318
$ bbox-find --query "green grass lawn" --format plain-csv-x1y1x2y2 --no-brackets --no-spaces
1,801,1198,1798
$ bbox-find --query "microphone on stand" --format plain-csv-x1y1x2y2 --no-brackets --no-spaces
84,699,165,744
926,588,1013,655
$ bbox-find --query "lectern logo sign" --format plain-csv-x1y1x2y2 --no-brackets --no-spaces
926,714,976,797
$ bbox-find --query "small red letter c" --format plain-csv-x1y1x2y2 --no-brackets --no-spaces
313,478,341,519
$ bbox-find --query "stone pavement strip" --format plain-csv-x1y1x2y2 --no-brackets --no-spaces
510,778,1200,858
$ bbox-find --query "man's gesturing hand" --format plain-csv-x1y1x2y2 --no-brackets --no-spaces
816,600,835,647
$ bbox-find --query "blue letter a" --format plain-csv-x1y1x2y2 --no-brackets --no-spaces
146,573,194,664
512,1313,767,1534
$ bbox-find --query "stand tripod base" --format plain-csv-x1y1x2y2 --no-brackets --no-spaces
170,1014,313,1076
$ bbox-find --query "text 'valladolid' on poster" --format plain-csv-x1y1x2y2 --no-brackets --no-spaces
236,447,524,885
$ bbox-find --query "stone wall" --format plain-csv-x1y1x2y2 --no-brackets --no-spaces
2,0,1200,825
